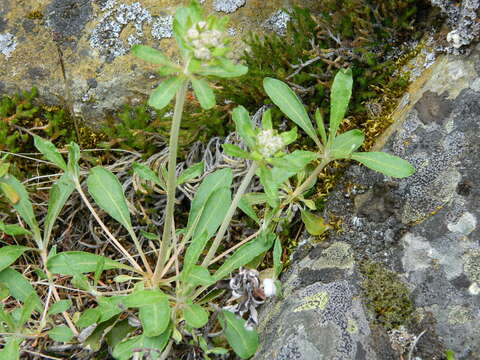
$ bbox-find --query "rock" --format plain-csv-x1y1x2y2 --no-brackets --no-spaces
0,0,313,126
254,44,480,359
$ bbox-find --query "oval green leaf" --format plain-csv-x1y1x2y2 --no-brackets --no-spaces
329,129,364,159
87,166,132,231
183,303,208,328
131,45,176,67
139,298,170,337
351,152,415,178
148,77,184,110
33,135,67,171
48,325,74,342
263,78,319,145
220,310,258,359
192,78,216,110
0,246,31,273
47,251,132,275
329,68,353,139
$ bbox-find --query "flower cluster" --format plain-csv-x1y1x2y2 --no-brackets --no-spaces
186,21,224,61
256,129,285,158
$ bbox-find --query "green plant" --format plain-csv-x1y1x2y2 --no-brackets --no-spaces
0,1,415,359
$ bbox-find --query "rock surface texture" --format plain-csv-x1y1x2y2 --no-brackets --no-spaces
254,44,480,359
0,0,315,126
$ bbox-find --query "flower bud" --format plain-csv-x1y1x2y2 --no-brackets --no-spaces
262,278,276,297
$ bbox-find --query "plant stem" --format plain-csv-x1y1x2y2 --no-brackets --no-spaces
74,180,144,274
202,162,258,267
286,157,330,203
153,80,189,284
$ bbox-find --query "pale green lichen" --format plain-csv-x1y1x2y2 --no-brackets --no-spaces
293,291,329,312
313,242,354,270
464,249,480,283
347,318,358,334
447,305,472,325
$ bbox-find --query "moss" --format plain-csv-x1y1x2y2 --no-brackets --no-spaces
359,261,414,330
26,10,43,20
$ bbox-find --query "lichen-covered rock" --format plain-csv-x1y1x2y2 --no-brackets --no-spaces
0,0,311,125
255,43,480,360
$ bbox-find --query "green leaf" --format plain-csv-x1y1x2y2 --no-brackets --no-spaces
33,135,67,171
220,310,259,359
196,64,248,78
43,174,75,247
148,77,184,110
76,308,101,329
232,106,256,149
329,129,364,159
183,303,208,328
48,300,72,316
192,78,216,110
263,78,319,145
222,144,252,159
0,246,31,273
238,197,259,224
261,108,273,129
139,297,170,337
315,108,327,146
0,182,19,204
257,166,279,208
0,175,41,245
67,142,81,178
17,293,37,329
301,210,330,236
105,319,135,349
0,268,42,311
194,187,231,240
47,251,132,275
48,325,74,342
123,289,167,308
0,222,31,236
329,68,353,139
269,150,318,173
351,152,415,178
273,238,282,278
97,296,129,323
181,265,214,287
177,162,204,185
0,337,21,360
182,232,209,275
131,45,176,67
113,328,172,360
87,166,133,231
187,168,232,237
238,192,268,223
213,233,275,281
132,162,165,189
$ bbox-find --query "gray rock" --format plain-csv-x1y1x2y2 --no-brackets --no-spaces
255,44,480,360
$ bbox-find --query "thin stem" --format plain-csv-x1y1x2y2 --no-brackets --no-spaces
286,157,330,203
208,229,261,266
128,230,153,278
153,80,189,284
74,180,144,274
202,162,258,267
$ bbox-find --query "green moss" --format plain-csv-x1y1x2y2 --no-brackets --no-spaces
100,94,232,157
359,261,414,330
219,1,429,145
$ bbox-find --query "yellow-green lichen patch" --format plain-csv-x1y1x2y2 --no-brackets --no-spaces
347,318,358,334
447,305,472,325
463,249,480,284
313,242,354,270
359,261,414,330
294,291,329,312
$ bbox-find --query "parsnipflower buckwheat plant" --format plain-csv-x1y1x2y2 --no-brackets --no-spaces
0,1,415,359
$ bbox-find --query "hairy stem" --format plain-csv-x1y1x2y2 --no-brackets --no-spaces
153,80,189,284
202,162,258,267
286,157,330,203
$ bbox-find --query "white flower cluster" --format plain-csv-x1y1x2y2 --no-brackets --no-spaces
256,129,284,158
186,21,224,60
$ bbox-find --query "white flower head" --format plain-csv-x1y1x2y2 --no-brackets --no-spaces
187,27,200,39
257,129,284,158
262,278,276,297
197,21,207,30
194,47,211,60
